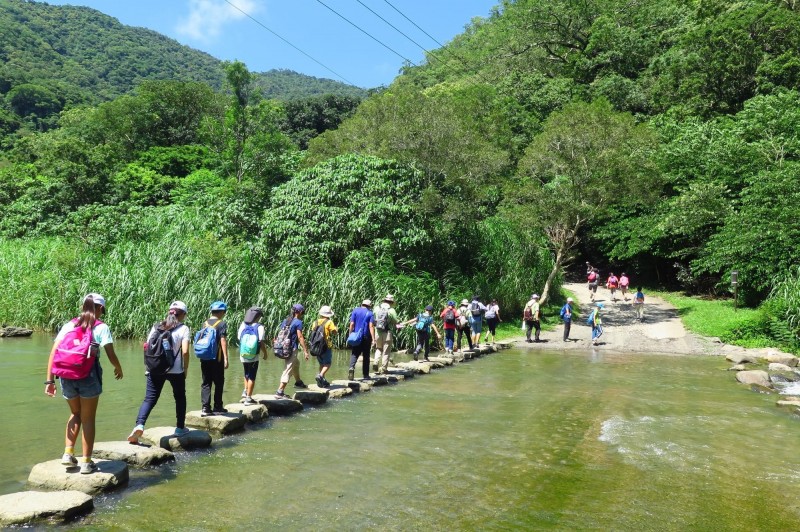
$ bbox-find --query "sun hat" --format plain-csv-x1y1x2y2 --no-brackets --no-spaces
362,299,373,307
447,300,456,307
567,297,574,303
531,294,540,300
319,305,334,317
292,303,305,313
460,299,469,306
383,294,395,303
425,304,434,312
210,301,227,311
84,293,106,308
244,306,262,323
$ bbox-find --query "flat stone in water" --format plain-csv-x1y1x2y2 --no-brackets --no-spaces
28,459,128,495
0,490,93,526
395,361,433,374
185,411,247,434
224,403,269,423
0,326,33,337
385,367,414,378
93,441,175,466
252,394,304,415
331,379,373,392
140,427,212,451
309,384,353,399
367,375,390,385
292,389,329,405
427,356,453,366
736,370,771,388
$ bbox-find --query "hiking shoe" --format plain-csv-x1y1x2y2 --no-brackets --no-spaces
274,390,286,399
371,362,378,371
347,369,354,381
61,453,77,467
127,424,144,444
212,407,228,414
294,381,308,389
321,378,331,387
80,460,97,475
201,407,213,417
315,375,325,388
174,427,190,436
242,397,256,406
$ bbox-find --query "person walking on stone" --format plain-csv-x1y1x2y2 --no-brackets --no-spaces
634,287,645,322
237,306,267,406
589,303,604,346
274,304,310,398
456,299,473,351
440,300,458,354
523,294,541,343
347,299,375,380
45,293,123,475
198,301,229,416
485,298,501,344
401,305,442,361
372,295,398,374
559,297,574,342
128,300,191,444
468,295,487,346
311,305,337,388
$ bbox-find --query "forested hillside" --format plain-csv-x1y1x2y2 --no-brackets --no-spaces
0,0,798,351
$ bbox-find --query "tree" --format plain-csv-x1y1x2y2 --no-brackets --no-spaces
508,99,659,304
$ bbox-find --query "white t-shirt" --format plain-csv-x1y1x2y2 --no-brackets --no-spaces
147,322,190,374
237,322,265,363
485,304,499,319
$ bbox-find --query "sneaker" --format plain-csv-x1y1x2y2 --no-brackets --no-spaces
294,381,308,389
79,460,97,475
315,375,325,388
242,397,256,406
127,424,144,444
347,369,354,381
212,407,228,414
371,362,378,371
274,390,286,399
61,453,77,467
174,427,190,436
321,378,331,387
201,407,213,417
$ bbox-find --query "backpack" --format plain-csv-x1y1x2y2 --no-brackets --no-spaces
559,305,569,320
523,306,533,321
51,318,102,380
470,301,482,316
588,272,597,282
273,319,294,359
444,308,456,325
144,323,177,375
239,322,260,360
309,318,329,357
415,313,431,332
586,310,596,325
194,320,221,360
374,307,389,331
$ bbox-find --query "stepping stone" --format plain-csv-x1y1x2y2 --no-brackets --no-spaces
252,394,304,416
309,384,353,399
224,403,269,423
426,359,447,369
386,367,414,378
185,411,247,434
0,490,93,526
28,459,128,495
292,389,329,405
395,361,433,374
93,441,175,467
331,379,373,392
495,341,513,349
384,374,403,383
140,427,212,451
428,356,453,366
366,375,390,385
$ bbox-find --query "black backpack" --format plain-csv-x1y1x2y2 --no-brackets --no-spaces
144,323,177,375
444,308,456,325
470,301,482,316
309,318,329,357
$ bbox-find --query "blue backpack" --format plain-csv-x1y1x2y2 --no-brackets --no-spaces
194,320,221,360
239,323,260,360
415,313,432,332
586,310,596,326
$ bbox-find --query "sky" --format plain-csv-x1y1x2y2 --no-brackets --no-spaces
44,0,498,88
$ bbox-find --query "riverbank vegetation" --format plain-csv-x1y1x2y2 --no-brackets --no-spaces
0,0,799,348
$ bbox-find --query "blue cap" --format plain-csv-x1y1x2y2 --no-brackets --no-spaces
292,303,305,313
210,301,227,311
447,300,455,307
425,304,434,312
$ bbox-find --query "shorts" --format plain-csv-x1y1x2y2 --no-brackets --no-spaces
317,348,333,366
470,317,483,333
61,364,103,400
242,361,259,381
589,282,598,293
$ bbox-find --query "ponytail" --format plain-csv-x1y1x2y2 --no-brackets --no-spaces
78,296,97,330
160,309,180,331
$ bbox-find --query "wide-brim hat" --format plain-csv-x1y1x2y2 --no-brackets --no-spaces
319,305,334,317
383,294,395,303
362,299,373,307
460,299,469,305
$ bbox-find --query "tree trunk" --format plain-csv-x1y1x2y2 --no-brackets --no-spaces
539,245,565,307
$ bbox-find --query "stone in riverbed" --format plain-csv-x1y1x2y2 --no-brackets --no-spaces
725,353,756,364
395,361,433,374
0,326,33,337
292,389,329,405
28,459,128,495
140,427,212,451
759,351,799,367
769,371,800,384
93,441,175,466
309,384,353,399
727,364,747,371
768,362,794,372
224,403,269,423
252,394,304,415
749,384,774,394
735,370,771,388
427,356,453,366
185,411,246,434
367,375,390,385
0,490,93,525
386,367,414,378
331,379,373,392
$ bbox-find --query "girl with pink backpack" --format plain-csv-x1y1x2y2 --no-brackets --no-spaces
44,293,124,474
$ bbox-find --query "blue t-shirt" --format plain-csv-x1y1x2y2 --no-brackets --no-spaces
560,304,573,322
280,317,303,350
349,306,374,340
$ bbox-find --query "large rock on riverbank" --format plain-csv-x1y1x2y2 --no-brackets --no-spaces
0,326,33,337
735,370,772,388
0,490,93,525
140,427,212,451
759,351,799,367
28,459,128,494
93,441,175,466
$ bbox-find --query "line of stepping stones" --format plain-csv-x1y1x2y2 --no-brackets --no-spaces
726,349,800,414
0,342,512,526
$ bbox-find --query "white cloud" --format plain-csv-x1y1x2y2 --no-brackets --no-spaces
176,0,261,42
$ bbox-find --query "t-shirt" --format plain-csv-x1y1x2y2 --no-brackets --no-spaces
55,320,113,348
560,304,572,322
619,275,630,287
440,307,457,330
634,291,645,304
607,276,619,288
485,304,499,319
279,317,303,350
312,318,338,348
204,317,227,362
147,322,190,373
237,322,265,363
349,306,374,341
524,300,540,321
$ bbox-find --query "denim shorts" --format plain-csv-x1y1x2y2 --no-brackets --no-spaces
61,364,103,400
317,348,333,366
243,361,259,381
470,318,483,333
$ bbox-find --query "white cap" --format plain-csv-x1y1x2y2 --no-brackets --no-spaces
531,294,540,300
567,297,574,302
319,305,334,317
169,300,188,313
84,293,106,308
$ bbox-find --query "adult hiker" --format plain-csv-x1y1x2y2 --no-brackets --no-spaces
439,300,458,354
606,272,619,302
45,293,123,475
347,299,375,380
588,268,599,301
485,298,501,344
310,305,337,388
372,294,398,374
401,304,442,361
128,300,191,444
237,306,267,406
469,295,487,346
456,299,473,351
634,287,645,321
274,304,310,399
523,294,541,343
559,297,574,342
589,303,604,346
619,273,631,301
196,301,229,416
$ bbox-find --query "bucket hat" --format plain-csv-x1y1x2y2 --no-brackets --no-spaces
319,305,334,317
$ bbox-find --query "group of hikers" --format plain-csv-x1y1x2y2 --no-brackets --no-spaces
42,272,644,474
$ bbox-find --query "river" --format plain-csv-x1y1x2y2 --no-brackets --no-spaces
2,333,799,529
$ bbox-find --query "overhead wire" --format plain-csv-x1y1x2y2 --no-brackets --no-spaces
222,0,356,86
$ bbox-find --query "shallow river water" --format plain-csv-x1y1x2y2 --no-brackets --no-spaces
2,333,799,530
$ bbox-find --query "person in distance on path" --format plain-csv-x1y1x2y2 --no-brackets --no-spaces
523,294,541,343
560,297,574,342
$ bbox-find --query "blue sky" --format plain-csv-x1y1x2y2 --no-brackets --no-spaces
45,0,498,88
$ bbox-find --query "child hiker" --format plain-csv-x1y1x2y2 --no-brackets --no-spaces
238,306,267,406
196,301,229,417
401,305,442,362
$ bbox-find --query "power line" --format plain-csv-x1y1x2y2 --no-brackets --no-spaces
313,0,418,67
222,0,356,86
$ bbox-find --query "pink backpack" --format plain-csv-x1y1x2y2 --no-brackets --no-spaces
51,318,103,380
